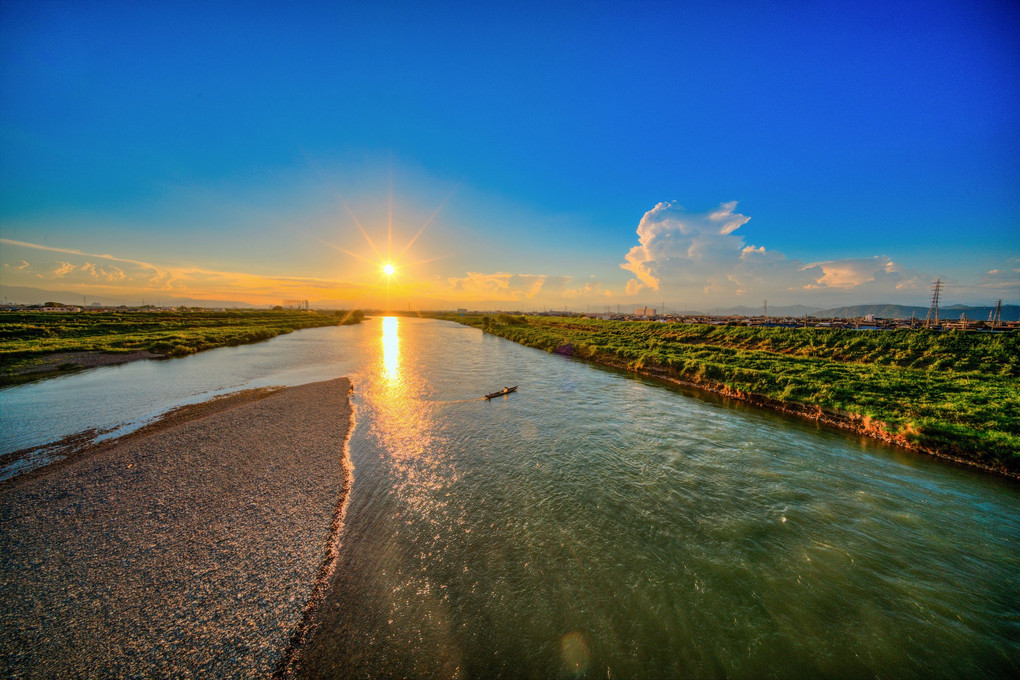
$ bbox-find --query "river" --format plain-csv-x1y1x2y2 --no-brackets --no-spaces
2,317,1017,678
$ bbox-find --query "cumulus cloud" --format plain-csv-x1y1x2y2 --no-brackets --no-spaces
562,281,611,299
804,256,902,289
617,201,934,304
620,201,810,299
52,260,148,284
977,262,1020,291
446,272,552,301
2,260,32,272
944,260,1020,301
622,201,750,291
52,257,158,287
53,261,76,277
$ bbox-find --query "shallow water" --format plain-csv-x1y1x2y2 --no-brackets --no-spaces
2,317,1017,678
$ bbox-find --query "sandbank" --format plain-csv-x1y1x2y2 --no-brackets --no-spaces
0,378,353,678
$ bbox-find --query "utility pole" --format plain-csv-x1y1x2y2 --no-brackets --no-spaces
764,299,768,323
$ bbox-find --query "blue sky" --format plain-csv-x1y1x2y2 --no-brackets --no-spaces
1,0,1017,310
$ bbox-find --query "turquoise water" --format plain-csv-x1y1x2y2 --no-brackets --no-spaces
2,317,1017,678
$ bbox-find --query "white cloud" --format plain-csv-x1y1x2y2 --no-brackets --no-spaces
617,201,938,305
621,201,760,295
973,260,1019,294
51,261,133,283
620,201,809,300
53,262,77,277
562,281,611,299
2,260,32,272
804,256,901,289
446,272,550,301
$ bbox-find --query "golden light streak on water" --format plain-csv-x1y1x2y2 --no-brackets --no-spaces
368,317,463,667
373,315,455,497
381,316,400,382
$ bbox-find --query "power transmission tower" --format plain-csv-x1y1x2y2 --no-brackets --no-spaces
990,299,1002,325
924,279,942,328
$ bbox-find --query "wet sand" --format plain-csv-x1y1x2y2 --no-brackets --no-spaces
0,378,353,678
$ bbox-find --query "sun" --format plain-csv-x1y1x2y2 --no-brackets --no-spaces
318,189,455,310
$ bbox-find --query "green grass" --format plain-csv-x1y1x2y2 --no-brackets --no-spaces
439,314,1020,474
0,309,364,381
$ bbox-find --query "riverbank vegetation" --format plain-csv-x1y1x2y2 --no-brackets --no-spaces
442,314,1020,475
0,309,364,384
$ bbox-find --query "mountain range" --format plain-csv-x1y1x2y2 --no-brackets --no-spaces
811,304,1018,322
697,303,1018,321
0,285,258,309
2,285,1017,321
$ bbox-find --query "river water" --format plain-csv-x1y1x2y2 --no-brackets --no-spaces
2,317,1017,678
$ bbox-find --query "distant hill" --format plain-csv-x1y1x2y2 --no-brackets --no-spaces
706,304,822,317
0,285,257,309
814,303,1019,322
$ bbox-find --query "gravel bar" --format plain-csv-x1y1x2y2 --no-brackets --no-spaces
0,378,353,679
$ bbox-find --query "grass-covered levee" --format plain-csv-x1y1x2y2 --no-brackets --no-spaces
0,308,365,382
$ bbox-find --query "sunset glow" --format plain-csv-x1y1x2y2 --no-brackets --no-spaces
383,264,395,277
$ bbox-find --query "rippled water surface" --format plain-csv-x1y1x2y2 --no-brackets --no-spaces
3,317,1018,678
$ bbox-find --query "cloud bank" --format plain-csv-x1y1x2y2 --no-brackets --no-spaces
619,201,925,305
0,238,368,305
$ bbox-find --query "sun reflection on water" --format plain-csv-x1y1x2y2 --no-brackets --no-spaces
372,315,458,494
381,316,400,381
367,316,463,663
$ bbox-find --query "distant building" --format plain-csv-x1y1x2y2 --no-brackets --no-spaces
635,307,656,317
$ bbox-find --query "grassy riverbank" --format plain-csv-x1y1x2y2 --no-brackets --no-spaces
441,314,1020,476
0,309,364,384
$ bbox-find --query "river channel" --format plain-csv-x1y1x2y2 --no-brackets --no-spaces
2,317,1017,678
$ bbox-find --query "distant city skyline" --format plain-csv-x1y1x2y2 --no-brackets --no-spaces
2,1,1018,310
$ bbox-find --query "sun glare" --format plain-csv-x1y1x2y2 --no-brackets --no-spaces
318,190,454,309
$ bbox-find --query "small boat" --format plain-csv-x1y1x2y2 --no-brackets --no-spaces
485,385,518,400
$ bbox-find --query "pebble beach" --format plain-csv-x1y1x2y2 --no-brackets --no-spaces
0,378,353,678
